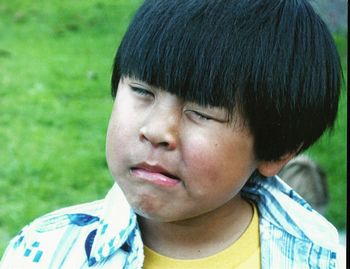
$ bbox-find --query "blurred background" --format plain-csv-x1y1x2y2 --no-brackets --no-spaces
0,0,347,255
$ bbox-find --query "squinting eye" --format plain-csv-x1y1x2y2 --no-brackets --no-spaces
130,86,154,97
190,110,214,121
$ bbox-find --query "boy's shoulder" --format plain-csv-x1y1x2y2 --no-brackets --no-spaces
243,175,339,268
0,199,105,268
29,198,104,233
1,184,140,268
243,175,339,249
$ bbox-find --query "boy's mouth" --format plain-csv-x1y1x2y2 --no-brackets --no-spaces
130,163,181,187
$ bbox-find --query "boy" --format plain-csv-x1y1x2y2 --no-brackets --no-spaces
0,0,342,268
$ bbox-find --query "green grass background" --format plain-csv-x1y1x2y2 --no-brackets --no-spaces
0,0,347,256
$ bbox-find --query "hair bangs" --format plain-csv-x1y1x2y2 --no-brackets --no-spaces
112,0,246,116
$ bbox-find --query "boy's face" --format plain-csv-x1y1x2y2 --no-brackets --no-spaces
106,76,258,222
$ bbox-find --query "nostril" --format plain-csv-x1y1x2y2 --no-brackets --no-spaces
158,142,169,147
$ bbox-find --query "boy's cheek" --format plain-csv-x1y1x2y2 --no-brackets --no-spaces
183,133,223,165
106,122,129,171
107,112,136,147
182,140,222,180
183,136,255,183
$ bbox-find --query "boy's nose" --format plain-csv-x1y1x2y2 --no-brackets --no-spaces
139,108,179,150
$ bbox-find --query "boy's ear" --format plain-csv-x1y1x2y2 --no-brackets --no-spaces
257,152,296,177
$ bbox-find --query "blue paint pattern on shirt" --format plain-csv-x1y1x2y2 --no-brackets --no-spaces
67,213,99,226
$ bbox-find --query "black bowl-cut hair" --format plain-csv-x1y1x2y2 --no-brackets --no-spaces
111,0,342,161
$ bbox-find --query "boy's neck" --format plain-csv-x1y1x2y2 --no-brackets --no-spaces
137,195,253,259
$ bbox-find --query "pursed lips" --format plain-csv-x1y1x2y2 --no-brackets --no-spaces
130,163,181,187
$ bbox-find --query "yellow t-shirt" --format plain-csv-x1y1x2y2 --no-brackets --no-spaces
143,204,261,269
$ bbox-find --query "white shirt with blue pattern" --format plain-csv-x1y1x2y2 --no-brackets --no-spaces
0,175,341,268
